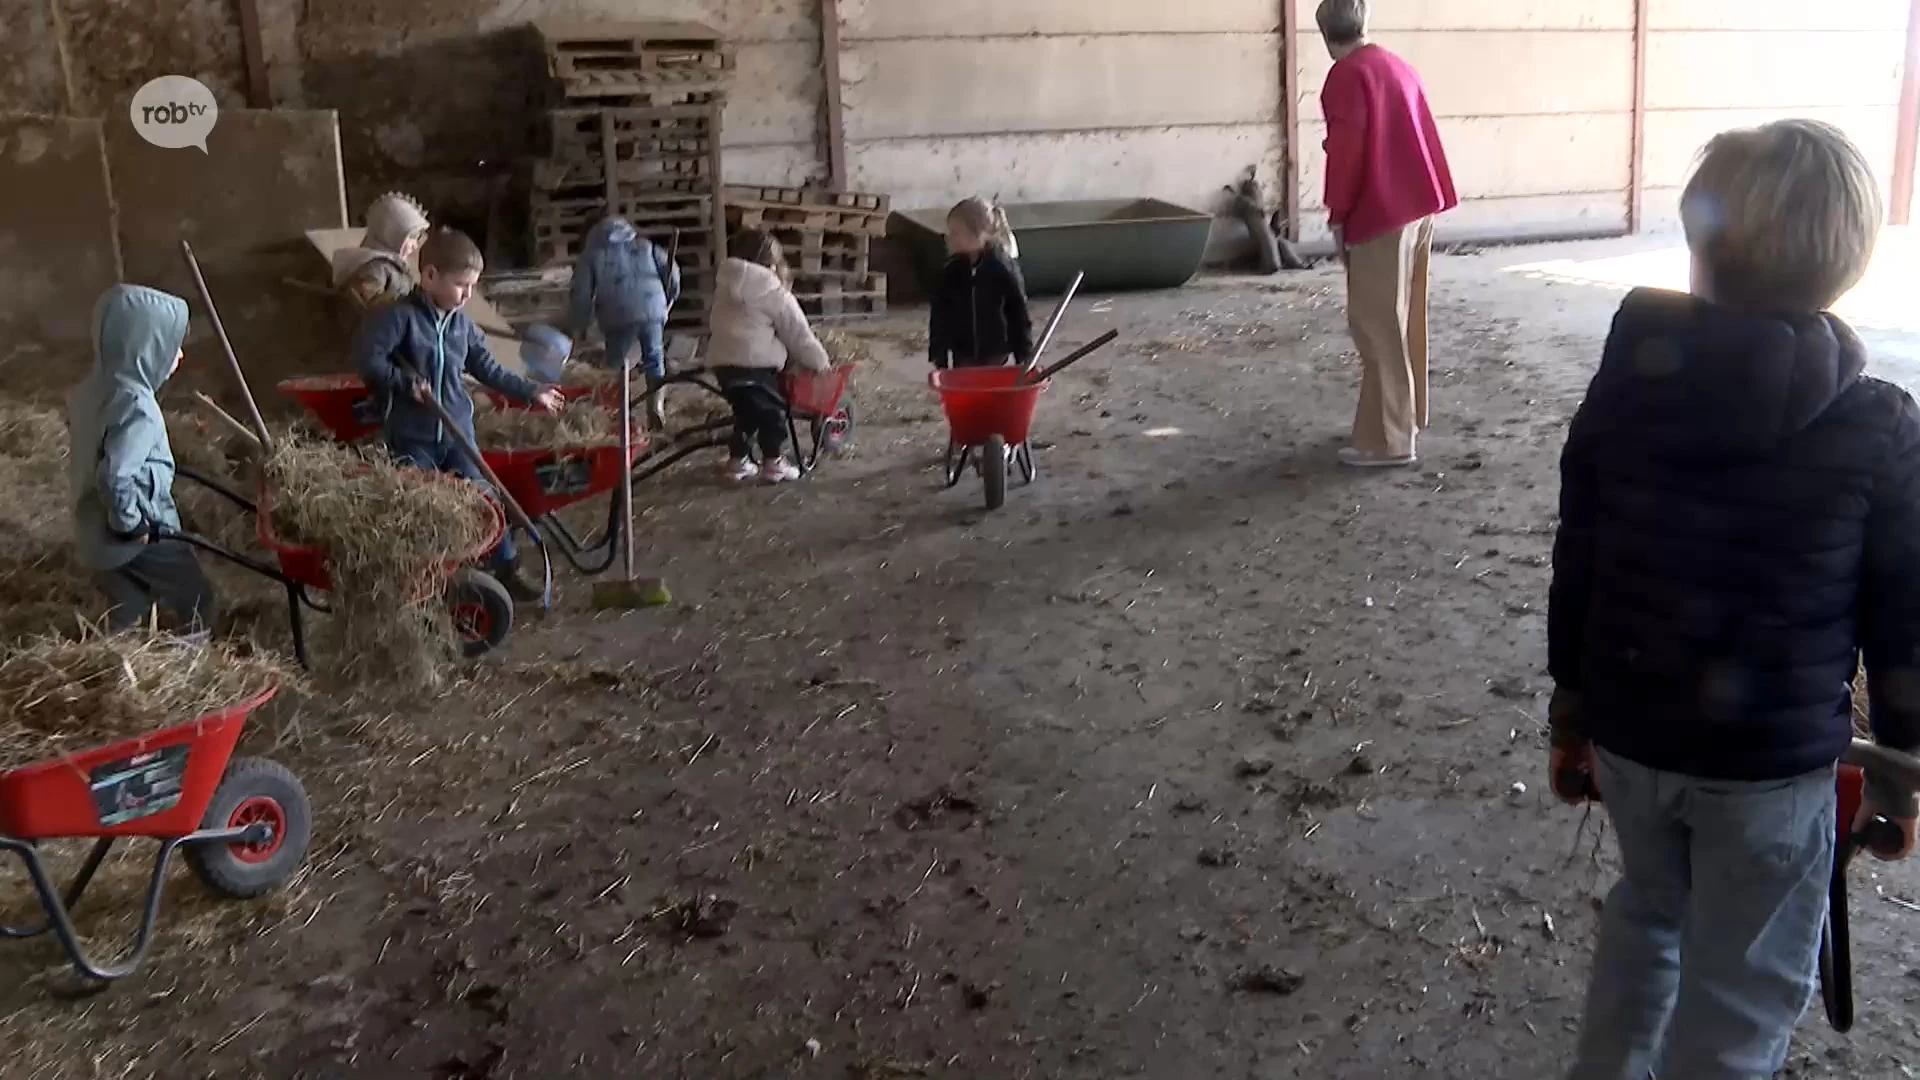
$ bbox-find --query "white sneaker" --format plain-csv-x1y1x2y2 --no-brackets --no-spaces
1338,446,1417,469
725,457,757,482
760,458,801,484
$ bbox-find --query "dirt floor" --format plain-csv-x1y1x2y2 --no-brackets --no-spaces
6,235,1920,1079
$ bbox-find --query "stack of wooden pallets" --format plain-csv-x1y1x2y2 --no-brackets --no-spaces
723,185,890,319
529,20,732,328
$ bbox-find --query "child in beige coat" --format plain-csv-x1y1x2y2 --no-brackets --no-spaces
707,227,832,484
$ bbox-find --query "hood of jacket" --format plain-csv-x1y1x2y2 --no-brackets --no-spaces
332,192,428,286
716,258,787,306
1585,288,1867,459
67,285,189,568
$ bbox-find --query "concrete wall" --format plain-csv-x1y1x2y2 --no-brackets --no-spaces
839,0,1286,260
1292,0,1637,245
1639,0,1910,229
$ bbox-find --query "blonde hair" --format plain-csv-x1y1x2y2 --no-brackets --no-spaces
949,197,1017,254
1681,119,1882,313
1315,0,1368,46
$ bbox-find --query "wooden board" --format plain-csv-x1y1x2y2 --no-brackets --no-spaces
304,228,527,374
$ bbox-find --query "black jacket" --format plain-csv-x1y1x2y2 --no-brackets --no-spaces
929,249,1034,367
1550,288,1920,781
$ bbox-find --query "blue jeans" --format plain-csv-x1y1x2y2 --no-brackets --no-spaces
1569,750,1836,1080
603,320,665,380
387,436,515,568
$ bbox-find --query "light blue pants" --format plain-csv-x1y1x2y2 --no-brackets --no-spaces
1569,750,1836,1080
603,320,665,381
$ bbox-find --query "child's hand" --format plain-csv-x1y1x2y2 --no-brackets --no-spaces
1855,800,1919,862
1548,742,1597,805
534,388,566,414
410,378,433,404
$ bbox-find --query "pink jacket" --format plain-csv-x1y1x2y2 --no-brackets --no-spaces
1321,44,1458,246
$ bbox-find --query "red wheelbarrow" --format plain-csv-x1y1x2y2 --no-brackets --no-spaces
255,474,514,660
0,688,309,984
277,374,381,443
931,332,1117,511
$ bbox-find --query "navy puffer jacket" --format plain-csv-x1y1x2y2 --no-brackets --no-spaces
1550,288,1920,781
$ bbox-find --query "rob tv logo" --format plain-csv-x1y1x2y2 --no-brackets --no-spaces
128,75,220,153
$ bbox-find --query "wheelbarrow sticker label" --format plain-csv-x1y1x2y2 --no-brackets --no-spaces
88,745,190,827
535,456,593,497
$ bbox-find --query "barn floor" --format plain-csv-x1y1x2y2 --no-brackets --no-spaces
6,235,1920,1080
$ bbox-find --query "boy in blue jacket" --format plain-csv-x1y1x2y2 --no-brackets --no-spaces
68,284,215,634
569,216,679,429
1551,120,1920,1079
354,228,563,601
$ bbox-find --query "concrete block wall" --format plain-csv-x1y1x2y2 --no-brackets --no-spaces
838,0,1287,259
1292,0,1637,245
1639,0,1910,229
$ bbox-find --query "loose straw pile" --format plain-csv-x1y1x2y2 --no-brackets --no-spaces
0,629,287,772
263,437,495,693
0,403,92,642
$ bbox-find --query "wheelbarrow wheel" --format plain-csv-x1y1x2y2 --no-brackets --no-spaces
187,758,312,900
813,402,856,457
448,568,513,659
983,435,1007,511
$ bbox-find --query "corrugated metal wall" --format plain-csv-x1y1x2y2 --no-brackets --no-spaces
1292,0,1637,245
836,0,1286,254
1639,0,1909,228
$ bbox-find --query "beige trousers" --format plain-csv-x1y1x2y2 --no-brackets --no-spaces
1343,217,1433,457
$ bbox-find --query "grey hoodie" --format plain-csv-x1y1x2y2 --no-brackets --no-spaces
68,285,189,571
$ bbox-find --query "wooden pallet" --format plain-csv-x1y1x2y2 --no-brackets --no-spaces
553,69,728,107
537,20,731,69
726,198,888,239
722,184,889,217
535,154,713,194
792,274,888,319
760,229,871,277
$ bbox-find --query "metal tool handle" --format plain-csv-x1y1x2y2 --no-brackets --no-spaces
1026,271,1084,374
616,365,636,581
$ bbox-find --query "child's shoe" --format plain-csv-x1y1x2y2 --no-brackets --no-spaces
760,457,801,484
724,456,758,482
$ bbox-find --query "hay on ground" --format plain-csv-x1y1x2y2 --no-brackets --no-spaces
815,328,873,369
262,437,495,693
473,397,621,450
0,629,289,772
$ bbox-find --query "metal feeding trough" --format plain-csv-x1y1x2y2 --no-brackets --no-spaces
893,198,1212,295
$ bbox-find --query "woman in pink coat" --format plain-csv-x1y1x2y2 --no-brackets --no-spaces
1316,0,1457,468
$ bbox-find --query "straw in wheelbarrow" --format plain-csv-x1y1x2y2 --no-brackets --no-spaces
0,628,288,772
473,396,621,450
264,437,495,693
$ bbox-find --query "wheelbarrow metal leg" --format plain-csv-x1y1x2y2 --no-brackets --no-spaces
0,837,115,940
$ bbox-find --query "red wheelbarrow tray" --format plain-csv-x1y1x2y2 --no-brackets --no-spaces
930,366,1050,448
481,440,648,519
278,374,380,443
0,688,278,840
254,473,506,593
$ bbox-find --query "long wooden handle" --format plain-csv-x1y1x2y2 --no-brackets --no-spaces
181,240,275,454
1023,329,1119,385
395,360,540,535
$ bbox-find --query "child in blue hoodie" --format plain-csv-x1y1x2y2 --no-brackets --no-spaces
68,284,215,635
569,216,680,429
1552,119,1920,1079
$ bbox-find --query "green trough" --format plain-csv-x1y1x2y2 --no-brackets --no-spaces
892,198,1213,296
